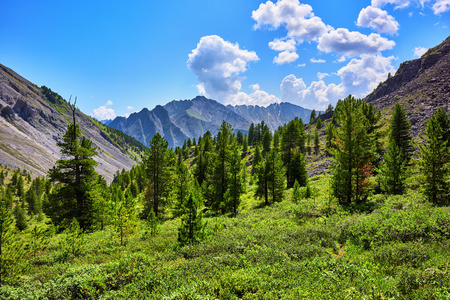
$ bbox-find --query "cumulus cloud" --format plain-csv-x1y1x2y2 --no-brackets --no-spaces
91,101,116,120
232,90,280,107
432,0,450,14
252,0,330,42
310,58,326,63
280,74,344,109
413,46,428,57
126,106,134,110
268,38,297,51
318,28,395,57
279,54,395,109
337,54,396,97
187,35,259,104
298,63,306,67
274,51,300,64
357,6,399,34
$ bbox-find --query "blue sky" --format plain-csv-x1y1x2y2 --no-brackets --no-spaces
1,0,448,120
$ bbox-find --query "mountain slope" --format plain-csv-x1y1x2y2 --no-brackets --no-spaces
0,64,143,182
109,96,313,148
365,36,450,136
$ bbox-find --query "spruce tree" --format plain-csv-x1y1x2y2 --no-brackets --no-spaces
314,129,319,154
13,204,27,231
310,109,316,123
173,161,192,216
46,99,98,230
281,119,303,187
262,129,272,153
418,110,450,205
178,193,206,246
248,123,255,146
325,122,334,156
287,149,308,188
266,150,285,204
253,145,262,173
273,130,280,150
143,133,174,218
255,159,269,205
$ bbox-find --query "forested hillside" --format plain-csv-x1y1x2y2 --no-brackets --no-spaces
0,94,449,299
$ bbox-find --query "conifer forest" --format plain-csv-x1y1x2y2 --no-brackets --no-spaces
0,95,449,299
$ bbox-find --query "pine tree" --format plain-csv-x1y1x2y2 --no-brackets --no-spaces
418,110,450,205
281,119,303,187
224,143,245,215
242,134,248,153
46,99,98,230
253,145,262,173
262,130,272,153
316,117,322,129
288,149,308,188
13,204,27,231
266,150,285,204
379,139,407,195
314,129,319,154
212,121,233,213
173,161,192,216
273,130,280,150
310,109,316,123
291,180,301,203
331,96,375,205
178,193,206,246
255,159,269,205
143,133,174,218
389,103,413,162
248,123,255,146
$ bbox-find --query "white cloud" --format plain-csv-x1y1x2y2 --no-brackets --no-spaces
232,90,280,107
318,28,395,57
279,54,395,109
274,51,299,64
268,38,297,51
298,63,306,67
92,106,116,120
105,100,113,106
187,35,259,104
310,58,326,63
337,54,396,97
280,74,306,103
252,0,331,42
280,74,344,109
250,83,260,91
317,72,330,80
432,0,450,14
371,0,411,9
357,6,399,34
413,46,428,57
126,106,134,110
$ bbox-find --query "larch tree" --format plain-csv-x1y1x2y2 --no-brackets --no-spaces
46,98,98,230
224,143,245,215
143,132,174,218
331,96,376,205
418,109,450,205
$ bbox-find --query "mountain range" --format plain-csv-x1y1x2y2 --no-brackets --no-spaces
0,36,448,180
109,96,313,148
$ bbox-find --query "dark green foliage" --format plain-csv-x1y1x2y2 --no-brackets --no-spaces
236,131,244,145
418,109,450,205
13,205,27,231
242,134,248,153
62,218,85,256
310,109,316,123
211,121,233,213
314,129,319,154
173,161,192,217
273,130,279,150
331,96,376,205
178,194,206,246
262,129,272,153
193,151,212,186
316,117,322,129
143,133,174,218
224,143,245,215
287,149,308,188
390,103,413,162
0,196,26,286
16,176,24,199
252,145,262,173
257,150,285,205
325,122,334,157
47,121,98,230
379,138,407,195
146,207,159,237
281,119,305,188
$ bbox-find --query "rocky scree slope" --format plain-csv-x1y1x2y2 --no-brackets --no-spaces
365,36,450,136
0,64,141,182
